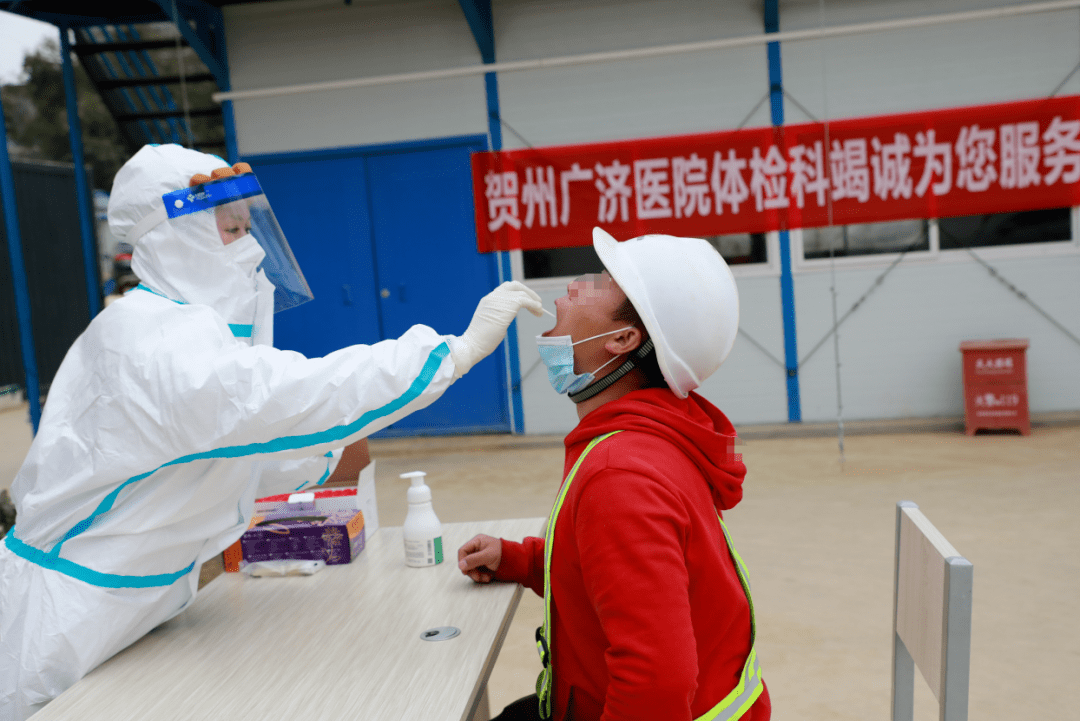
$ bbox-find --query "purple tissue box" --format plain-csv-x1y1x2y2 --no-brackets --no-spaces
240,509,366,566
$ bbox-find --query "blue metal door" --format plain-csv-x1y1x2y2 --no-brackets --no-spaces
248,136,508,435
251,154,381,359
364,140,506,434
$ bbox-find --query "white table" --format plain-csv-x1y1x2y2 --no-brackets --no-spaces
34,518,544,721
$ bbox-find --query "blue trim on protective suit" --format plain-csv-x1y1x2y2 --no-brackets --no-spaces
5,529,195,589
316,451,334,486
21,343,451,587
135,283,183,304
294,451,335,492
136,287,251,340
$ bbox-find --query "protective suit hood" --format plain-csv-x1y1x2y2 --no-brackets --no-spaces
108,144,271,342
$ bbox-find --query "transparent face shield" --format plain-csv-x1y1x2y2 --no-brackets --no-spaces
160,173,314,313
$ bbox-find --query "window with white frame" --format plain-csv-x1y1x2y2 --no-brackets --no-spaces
937,207,1072,250
801,219,929,260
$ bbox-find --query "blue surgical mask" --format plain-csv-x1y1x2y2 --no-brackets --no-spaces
536,326,634,395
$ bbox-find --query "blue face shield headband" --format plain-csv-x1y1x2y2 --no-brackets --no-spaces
535,326,634,395
166,174,313,313
127,172,315,313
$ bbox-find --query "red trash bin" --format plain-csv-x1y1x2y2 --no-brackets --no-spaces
959,339,1030,436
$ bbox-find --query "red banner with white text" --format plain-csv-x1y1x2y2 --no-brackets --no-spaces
471,95,1080,252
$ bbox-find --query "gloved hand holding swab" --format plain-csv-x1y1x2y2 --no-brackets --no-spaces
448,281,545,378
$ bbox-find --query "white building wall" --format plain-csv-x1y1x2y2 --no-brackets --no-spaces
220,0,1080,433
493,0,771,148
780,1,1080,122
776,0,1080,424
223,0,489,155
792,240,1080,423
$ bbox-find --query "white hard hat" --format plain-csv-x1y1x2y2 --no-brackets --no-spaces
593,227,739,398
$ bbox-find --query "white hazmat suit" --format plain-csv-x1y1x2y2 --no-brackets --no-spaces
0,145,541,720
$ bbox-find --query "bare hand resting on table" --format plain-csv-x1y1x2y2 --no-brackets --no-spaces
458,534,502,583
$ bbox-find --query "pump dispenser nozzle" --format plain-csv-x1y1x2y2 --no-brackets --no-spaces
400,471,431,503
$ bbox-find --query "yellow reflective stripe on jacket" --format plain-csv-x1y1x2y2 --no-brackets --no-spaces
535,431,764,721
695,517,764,721
696,646,764,721
536,431,619,718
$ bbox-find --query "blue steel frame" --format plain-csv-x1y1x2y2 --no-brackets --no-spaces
458,0,526,433
245,133,492,168
83,24,180,145
154,0,239,162
765,0,802,422
0,94,43,433
59,26,102,321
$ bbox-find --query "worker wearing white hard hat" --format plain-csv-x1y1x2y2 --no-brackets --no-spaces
459,228,771,721
0,144,543,721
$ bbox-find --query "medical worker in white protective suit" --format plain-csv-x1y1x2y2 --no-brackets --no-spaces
0,144,543,720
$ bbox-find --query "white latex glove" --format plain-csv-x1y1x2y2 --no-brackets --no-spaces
448,281,544,378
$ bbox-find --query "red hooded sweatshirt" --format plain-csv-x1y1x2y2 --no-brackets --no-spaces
494,388,771,721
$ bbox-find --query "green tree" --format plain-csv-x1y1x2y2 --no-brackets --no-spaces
2,38,128,188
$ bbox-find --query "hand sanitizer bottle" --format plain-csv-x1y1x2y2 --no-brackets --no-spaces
400,471,443,567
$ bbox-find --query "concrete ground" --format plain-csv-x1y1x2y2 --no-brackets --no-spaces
2,403,1077,719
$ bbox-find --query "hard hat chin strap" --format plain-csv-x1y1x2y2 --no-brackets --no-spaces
568,338,655,404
